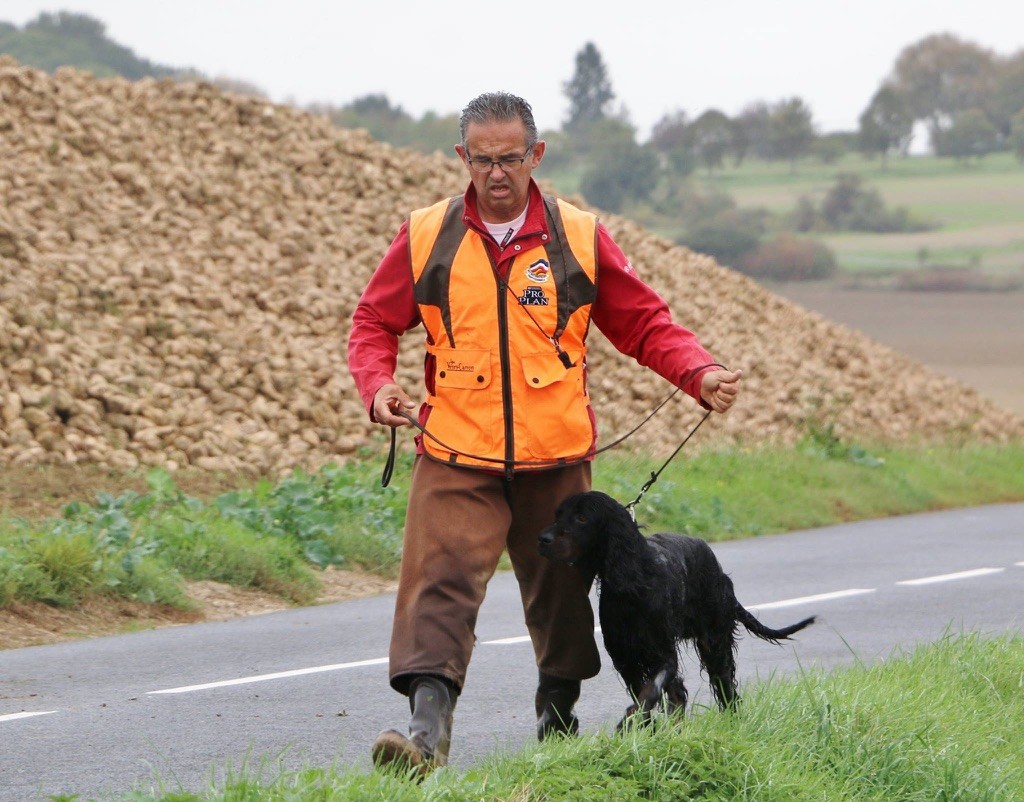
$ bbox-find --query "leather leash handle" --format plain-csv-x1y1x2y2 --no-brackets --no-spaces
381,425,397,487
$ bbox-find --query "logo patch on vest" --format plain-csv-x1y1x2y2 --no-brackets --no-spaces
518,286,549,306
526,260,550,283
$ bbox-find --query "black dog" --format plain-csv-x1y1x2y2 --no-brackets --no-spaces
538,491,815,725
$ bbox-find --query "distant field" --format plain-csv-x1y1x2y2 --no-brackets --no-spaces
542,151,1024,275
767,283,1024,416
698,152,1024,274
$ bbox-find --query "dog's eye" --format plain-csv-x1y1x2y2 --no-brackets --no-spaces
573,513,587,524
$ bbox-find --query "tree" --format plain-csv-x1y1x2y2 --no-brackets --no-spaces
0,12,179,79
578,118,658,213
857,84,914,167
1010,109,1024,163
766,97,816,171
682,209,764,264
989,51,1024,138
328,94,414,146
728,117,750,166
648,110,696,186
937,109,1000,161
649,110,690,153
735,102,772,160
411,111,462,154
891,33,998,148
814,132,852,164
28,10,107,40
688,109,734,173
563,42,615,131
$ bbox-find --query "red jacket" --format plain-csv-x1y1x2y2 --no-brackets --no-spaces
348,180,717,447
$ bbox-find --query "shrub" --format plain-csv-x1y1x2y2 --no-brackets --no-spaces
158,517,319,604
736,234,837,281
679,209,765,265
1010,109,1024,164
794,173,933,233
0,549,55,608
20,531,104,606
936,109,1001,161
813,133,851,164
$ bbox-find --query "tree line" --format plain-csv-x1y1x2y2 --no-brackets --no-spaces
0,12,179,80
322,35,1024,174
3,14,1020,281
5,13,1020,170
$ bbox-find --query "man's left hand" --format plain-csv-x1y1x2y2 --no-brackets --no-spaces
700,369,742,414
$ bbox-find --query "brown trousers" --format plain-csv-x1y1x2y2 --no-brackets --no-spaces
387,455,601,695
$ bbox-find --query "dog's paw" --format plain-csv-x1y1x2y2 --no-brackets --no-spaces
615,703,653,732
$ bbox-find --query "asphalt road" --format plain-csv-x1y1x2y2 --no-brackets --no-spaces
2,503,1022,801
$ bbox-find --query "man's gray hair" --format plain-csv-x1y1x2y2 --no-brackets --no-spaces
459,92,539,149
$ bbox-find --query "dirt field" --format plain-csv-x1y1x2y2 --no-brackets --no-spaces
767,284,1024,416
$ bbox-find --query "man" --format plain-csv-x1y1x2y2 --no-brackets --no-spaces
347,91,741,772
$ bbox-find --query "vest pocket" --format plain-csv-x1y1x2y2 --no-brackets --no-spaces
425,347,496,458
520,350,594,460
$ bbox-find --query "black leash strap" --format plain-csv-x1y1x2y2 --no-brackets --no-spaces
380,362,728,488
381,425,397,487
625,407,711,521
382,391,679,485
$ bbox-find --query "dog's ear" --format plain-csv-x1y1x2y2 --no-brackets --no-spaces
591,491,635,526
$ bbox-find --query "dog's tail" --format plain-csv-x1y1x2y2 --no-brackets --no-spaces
736,605,815,645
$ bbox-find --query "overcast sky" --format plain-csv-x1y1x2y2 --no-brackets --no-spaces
4,1,1022,140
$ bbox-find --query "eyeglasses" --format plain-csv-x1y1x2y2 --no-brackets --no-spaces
465,148,533,173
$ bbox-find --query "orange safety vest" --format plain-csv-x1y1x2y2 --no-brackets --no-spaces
409,194,599,472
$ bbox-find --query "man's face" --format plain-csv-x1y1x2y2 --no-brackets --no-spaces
455,118,545,224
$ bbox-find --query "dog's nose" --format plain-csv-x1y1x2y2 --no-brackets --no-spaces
538,529,554,546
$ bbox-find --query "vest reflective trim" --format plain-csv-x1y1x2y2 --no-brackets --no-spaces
410,196,465,347
542,196,598,339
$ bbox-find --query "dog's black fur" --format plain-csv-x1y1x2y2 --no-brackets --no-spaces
538,491,815,725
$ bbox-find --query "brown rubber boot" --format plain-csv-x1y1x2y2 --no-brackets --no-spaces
371,675,456,776
535,671,581,740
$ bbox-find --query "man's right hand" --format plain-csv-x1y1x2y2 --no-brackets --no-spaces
372,383,416,427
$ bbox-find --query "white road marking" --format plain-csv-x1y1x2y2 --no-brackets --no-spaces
485,627,603,646
0,711,57,723
896,568,1004,586
137,561,1015,697
748,588,875,611
148,657,388,695
483,635,532,645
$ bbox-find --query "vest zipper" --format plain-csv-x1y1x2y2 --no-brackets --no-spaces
495,274,516,480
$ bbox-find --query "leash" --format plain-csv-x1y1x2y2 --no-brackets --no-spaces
379,362,727,487
382,387,680,485
625,407,711,522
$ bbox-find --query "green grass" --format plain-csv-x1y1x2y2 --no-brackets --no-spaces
88,633,1024,801
0,460,407,610
697,151,1022,200
694,153,1024,275
2,439,1023,612
593,438,1024,540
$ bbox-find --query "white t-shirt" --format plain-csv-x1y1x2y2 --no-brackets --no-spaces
483,206,528,248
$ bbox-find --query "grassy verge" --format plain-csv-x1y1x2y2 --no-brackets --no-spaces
594,438,1024,540
2,440,1023,613
89,632,1024,801
0,460,405,610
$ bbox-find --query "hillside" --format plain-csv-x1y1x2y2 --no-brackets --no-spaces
1,57,1021,476
0,12,180,80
